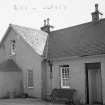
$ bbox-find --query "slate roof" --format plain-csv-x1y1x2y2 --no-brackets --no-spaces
10,24,48,55
48,19,105,59
0,59,22,72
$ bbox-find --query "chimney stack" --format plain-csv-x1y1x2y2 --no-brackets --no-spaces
91,4,103,22
41,18,54,33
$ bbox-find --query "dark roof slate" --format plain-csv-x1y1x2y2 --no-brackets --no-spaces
48,19,105,59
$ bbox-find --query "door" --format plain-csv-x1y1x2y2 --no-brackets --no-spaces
86,63,102,104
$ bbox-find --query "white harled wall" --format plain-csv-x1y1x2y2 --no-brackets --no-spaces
46,55,105,104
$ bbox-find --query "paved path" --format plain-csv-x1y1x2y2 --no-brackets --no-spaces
0,98,63,105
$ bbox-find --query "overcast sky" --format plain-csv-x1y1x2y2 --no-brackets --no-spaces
0,0,105,40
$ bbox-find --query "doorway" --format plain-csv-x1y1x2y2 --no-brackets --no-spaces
85,62,102,104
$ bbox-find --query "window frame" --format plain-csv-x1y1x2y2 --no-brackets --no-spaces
26,70,34,88
60,65,70,89
10,40,16,55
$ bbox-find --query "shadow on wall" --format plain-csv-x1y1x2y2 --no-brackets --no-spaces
0,59,23,99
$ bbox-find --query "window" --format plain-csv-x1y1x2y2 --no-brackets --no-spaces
60,65,70,88
27,70,34,88
10,40,16,55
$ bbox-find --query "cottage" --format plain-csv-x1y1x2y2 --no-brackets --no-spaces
0,3,105,105
41,4,105,104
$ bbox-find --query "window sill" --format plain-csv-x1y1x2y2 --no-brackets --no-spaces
27,87,34,89
61,86,71,89
9,53,16,56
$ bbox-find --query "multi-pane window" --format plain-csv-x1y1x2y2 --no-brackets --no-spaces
60,65,70,88
27,70,34,88
10,40,16,55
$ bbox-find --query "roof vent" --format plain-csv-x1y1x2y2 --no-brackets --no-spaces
91,4,103,22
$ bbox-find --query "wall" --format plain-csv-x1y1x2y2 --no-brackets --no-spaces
41,61,52,98
46,55,105,104
0,28,23,98
0,28,16,63
0,28,43,98
15,33,42,98
0,71,22,98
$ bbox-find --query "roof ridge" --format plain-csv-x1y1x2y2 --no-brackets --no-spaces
51,18,105,32
10,24,37,31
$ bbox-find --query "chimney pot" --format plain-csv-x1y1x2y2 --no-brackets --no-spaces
47,18,50,25
95,4,98,12
44,20,46,26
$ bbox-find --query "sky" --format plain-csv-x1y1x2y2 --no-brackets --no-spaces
0,0,105,41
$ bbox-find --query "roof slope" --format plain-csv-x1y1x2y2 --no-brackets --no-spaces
48,19,105,59
10,24,48,55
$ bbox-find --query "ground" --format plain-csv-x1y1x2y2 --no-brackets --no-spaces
0,98,64,105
